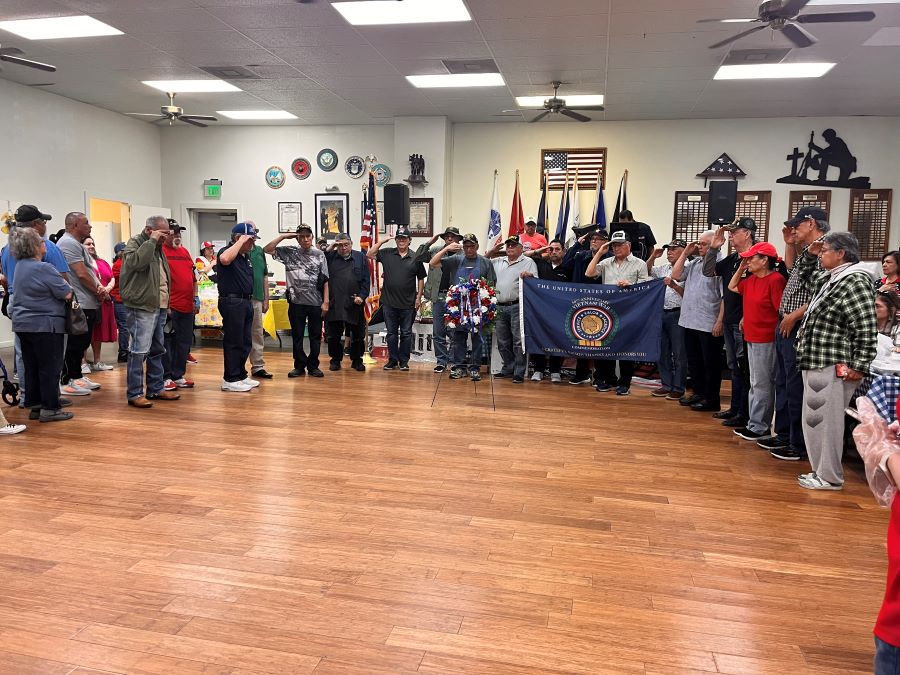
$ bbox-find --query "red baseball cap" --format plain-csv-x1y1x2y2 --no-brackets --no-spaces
739,242,779,259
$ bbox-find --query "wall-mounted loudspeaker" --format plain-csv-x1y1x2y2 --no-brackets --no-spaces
384,183,410,225
707,181,737,225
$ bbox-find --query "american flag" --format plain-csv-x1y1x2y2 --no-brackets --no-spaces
542,147,606,190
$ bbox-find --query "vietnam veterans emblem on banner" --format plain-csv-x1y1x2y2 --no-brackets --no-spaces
521,277,665,361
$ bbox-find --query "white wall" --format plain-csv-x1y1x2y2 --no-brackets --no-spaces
0,79,162,346
161,125,395,259
449,117,900,252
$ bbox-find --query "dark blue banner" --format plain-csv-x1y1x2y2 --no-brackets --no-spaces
521,277,665,361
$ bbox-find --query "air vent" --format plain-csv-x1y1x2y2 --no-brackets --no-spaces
441,59,499,75
199,65,261,80
723,48,790,65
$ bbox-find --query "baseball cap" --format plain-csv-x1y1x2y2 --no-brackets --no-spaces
504,234,522,246
15,204,51,222
201,240,214,250
232,222,259,239
113,242,126,254
663,238,688,249
739,242,780,259
610,230,630,244
462,233,478,244
395,226,412,239
525,216,536,225
167,218,184,232
785,206,827,227
733,217,757,232
590,230,609,240
296,223,313,234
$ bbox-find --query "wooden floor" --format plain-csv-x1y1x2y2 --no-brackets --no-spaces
0,347,889,674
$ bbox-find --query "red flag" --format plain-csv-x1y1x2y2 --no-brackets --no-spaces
508,170,525,236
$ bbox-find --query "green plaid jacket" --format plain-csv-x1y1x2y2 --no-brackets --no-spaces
796,264,877,373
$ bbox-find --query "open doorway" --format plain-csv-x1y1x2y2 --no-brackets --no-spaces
88,197,130,263
186,207,238,259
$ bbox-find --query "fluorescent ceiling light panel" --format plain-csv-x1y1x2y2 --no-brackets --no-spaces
332,0,471,26
714,62,835,79
516,94,604,107
407,73,504,88
217,110,298,120
0,15,122,40
143,80,242,93
721,18,757,23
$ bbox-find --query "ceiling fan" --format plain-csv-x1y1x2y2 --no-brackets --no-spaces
0,44,56,72
504,81,604,123
124,92,218,127
701,0,875,49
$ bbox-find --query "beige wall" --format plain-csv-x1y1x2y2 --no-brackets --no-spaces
448,117,900,252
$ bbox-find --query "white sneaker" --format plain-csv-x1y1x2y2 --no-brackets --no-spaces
531,372,543,382
81,363,91,374
799,474,842,490
74,377,101,391
61,381,91,396
92,362,114,371
221,379,253,392
0,423,26,435
242,377,260,388
550,373,562,383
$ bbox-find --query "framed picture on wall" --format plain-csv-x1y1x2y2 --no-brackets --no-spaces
361,201,385,234
277,202,302,233
409,197,434,237
315,193,349,240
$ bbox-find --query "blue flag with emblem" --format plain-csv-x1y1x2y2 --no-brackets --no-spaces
521,277,665,360
486,170,502,247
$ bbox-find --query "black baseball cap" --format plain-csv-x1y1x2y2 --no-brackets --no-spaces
590,229,609,240
504,234,522,246
462,233,478,244
15,204,51,222
296,223,313,234
167,218,185,232
786,206,827,227
663,238,688,249
733,217,757,232
395,226,412,239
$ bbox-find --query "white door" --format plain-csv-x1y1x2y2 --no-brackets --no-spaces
129,205,171,237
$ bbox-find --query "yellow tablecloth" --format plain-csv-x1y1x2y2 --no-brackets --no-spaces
196,282,222,328
263,298,291,337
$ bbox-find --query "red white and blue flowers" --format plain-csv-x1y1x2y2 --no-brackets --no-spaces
444,278,497,333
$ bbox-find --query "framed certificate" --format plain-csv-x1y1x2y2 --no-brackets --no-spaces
278,202,302,233
409,197,434,237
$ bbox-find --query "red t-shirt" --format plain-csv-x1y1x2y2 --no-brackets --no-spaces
738,272,786,343
110,257,122,303
162,244,196,313
521,232,548,252
877,498,900,646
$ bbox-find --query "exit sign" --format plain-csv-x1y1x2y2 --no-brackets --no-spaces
203,179,222,199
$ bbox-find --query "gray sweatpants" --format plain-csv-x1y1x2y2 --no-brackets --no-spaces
747,341,777,434
801,366,857,486
250,298,266,372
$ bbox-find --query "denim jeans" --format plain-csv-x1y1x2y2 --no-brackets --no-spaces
113,300,129,356
164,309,194,381
746,341,777,434
219,297,253,382
774,322,806,451
383,305,416,365
452,328,484,371
287,302,322,372
875,635,900,675
494,304,526,378
658,309,686,393
126,307,166,400
723,321,749,418
432,298,450,366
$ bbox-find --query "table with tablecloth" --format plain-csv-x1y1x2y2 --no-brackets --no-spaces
195,281,222,328
262,298,292,338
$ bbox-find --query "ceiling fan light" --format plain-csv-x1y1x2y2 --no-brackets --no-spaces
515,94,605,107
0,15,122,40
143,80,242,93
714,62,835,79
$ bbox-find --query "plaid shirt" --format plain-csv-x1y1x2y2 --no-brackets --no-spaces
779,245,820,316
796,266,877,373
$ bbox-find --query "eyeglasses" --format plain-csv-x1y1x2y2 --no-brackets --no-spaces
820,246,835,253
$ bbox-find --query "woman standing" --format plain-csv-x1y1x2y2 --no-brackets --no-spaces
84,237,117,370
796,232,877,490
196,241,217,283
728,242,787,445
9,227,74,422
880,251,900,295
